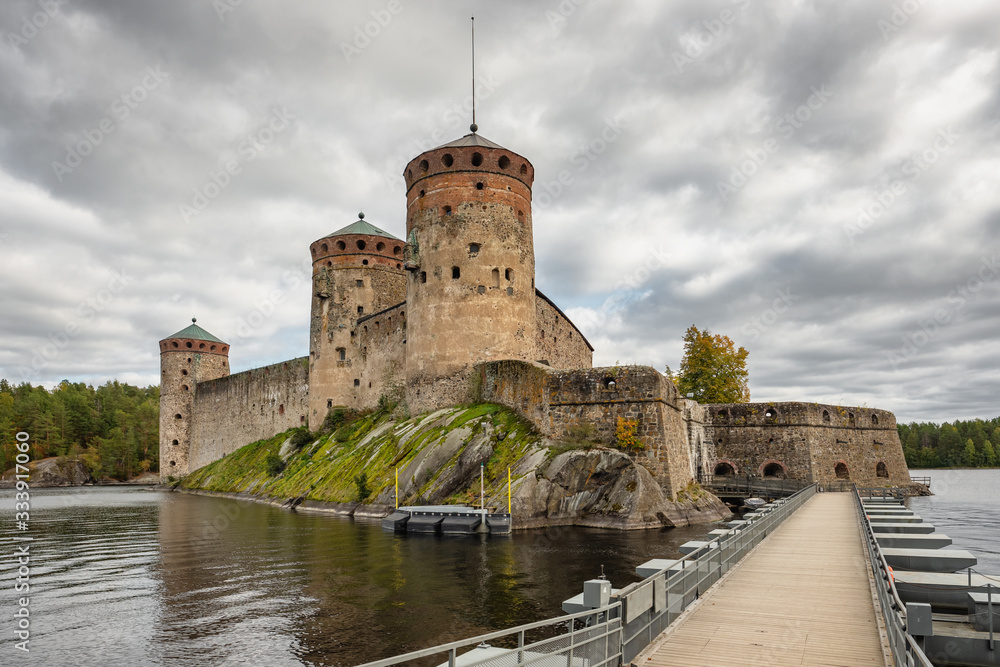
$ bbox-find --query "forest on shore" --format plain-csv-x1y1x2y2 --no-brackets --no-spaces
0,379,158,480
1,378,997,478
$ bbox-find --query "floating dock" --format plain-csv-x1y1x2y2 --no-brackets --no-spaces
381,506,511,535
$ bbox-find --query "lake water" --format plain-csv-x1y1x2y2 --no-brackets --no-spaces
2,470,997,666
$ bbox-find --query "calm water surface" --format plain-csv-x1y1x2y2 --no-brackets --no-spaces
3,470,997,665
0,487,709,666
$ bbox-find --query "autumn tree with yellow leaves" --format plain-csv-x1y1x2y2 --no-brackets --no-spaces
670,326,750,403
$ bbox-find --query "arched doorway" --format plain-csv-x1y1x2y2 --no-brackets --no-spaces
714,461,736,476
761,462,786,479
835,462,850,479
876,462,889,478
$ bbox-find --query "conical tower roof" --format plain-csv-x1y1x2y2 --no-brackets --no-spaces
323,212,400,241
164,319,226,343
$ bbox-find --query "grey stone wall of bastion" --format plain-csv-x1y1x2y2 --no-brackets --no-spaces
189,357,310,472
701,402,911,486
475,360,695,500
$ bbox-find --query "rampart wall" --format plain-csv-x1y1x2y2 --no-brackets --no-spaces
476,361,694,499
356,303,407,407
190,357,309,470
704,402,911,486
535,290,594,369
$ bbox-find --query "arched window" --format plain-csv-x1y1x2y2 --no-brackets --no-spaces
491,268,500,287
714,462,736,476
762,462,786,479
876,462,889,478
835,462,850,479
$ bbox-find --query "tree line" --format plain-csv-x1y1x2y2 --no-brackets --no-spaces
0,379,159,480
898,418,1000,469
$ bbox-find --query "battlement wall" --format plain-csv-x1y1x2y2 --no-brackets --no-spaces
476,361,693,498
535,289,593,369
704,402,910,486
190,357,309,471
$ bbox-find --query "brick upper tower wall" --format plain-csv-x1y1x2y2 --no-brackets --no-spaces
403,141,538,413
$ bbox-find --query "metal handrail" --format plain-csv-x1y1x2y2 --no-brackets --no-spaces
356,602,622,667
853,487,934,667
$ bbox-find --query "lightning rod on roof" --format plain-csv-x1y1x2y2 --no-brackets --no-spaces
470,16,478,134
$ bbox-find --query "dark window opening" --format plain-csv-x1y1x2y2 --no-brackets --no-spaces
505,268,513,281
476,182,484,190
762,462,786,478
477,285,485,294
278,404,284,415
602,378,616,389
717,409,728,418
174,413,182,419
469,243,480,254
419,159,429,173
338,348,346,361
356,240,366,250
442,153,454,167
376,242,385,252
169,461,176,467
765,407,777,418
520,163,528,175
714,462,736,476
876,462,889,478
327,399,333,409
835,462,850,479
171,439,179,446
498,155,510,169
353,379,360,387
822,410,830,422
443,206,452,215
336,240,346,250
420,271,427,283
471,152,483,166
871,414,879,425
362,259,369,266
357,306,364,315
356,280,363,287
452,266,460,279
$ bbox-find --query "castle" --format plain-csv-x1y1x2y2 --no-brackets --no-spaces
158,125,912,499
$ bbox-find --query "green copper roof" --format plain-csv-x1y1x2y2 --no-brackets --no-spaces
166,319,226,343
325,213,400,241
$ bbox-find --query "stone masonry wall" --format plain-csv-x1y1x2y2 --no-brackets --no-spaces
535,289,593,369
704,402,911,486
355,303,407,408
190,357,309,471
477,361,693,499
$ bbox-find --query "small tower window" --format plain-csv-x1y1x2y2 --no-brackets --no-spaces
520,164,528,175
338,348,346,361
420,271,427,283
362,260,369,265
174,413,182,419
498,155,510,169
357,306,363,315
181,369,188,376
356,240,366,250
336,240,346,251
419,159,429,173
491,268,500,287
393,246,401,256
443,206,452,215
171,440,178,446
505,268,513,281
356,280,363,287
376,242,385,252
327,399,333,409
321,243,328,252
353,379,360,387
477,285,486,294
442,153,454,167
476,182,484,190
452,266,460,279
469,243,480,254
471,152,483,166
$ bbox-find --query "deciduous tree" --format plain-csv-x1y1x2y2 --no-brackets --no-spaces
675,325,750,403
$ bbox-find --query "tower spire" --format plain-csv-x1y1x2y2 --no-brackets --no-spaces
470,16,477,133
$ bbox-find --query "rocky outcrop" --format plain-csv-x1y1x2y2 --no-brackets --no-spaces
13,457,92,486
182,404,731,530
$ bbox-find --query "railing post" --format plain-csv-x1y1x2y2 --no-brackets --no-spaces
989,583,994,650
518,630,525,663
449,648,457,667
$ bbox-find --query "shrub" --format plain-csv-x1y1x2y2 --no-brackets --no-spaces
321,408,352,434
289,427,313,451
264,452,286,476
615,417,644,452
354,472,371,501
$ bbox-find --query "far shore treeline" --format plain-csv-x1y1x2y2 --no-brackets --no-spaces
0,379,158,480
1,379,998,477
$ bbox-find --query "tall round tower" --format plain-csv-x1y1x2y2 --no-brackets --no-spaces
308,214,406,428
402,129,537,412
158,319,229,480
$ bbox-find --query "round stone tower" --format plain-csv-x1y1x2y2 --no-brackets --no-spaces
308,213,406,428
158,319,229,480
402,128,537,412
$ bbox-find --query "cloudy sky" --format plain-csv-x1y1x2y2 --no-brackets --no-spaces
1,0,997,423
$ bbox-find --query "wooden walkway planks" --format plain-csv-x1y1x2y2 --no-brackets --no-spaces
644,493,886,667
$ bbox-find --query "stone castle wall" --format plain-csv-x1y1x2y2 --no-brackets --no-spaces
355,303,407,407
703,402,911,486
535,290,594,369
476,361,694,499
189,357,309,471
